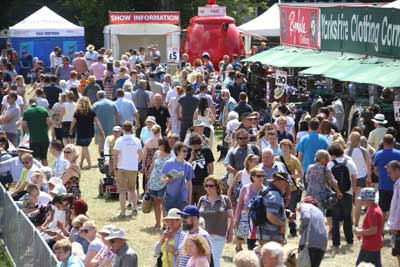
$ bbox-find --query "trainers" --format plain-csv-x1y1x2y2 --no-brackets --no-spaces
113,212,126,219
131,209,138,216
127,204,132,210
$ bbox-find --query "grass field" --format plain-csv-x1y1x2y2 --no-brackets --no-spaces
0,241,14,267
75,129,398,267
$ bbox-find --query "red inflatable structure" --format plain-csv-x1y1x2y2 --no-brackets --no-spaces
181,0,244,70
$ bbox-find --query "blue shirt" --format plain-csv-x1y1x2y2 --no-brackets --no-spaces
261,162,287,182
296,131,329,173
161,159,194,203
92,99,119,136
115,97,137,125
57,255,84,267
374,148,400,190
140,127,153,144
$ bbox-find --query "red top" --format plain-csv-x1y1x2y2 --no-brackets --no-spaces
362,203,384,251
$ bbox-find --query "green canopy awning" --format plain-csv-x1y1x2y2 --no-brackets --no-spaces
241,46,289,62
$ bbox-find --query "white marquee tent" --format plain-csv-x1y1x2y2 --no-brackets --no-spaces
238,4,280,37
384,0,400,8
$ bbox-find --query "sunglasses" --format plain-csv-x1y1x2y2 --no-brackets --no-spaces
21,161,30,164
205,184,216,188
238,137,248,140
254,174,265,178
81,229,89,234
63,150,72,154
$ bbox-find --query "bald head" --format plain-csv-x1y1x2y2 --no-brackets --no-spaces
262,147,274,168
153,93,163,107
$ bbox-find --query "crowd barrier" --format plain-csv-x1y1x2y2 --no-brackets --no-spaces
0,184,57,267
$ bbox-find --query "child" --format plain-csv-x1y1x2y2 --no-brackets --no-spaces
354,188,383,267
184,235,210,267
16,182,40,211
78,73,88,94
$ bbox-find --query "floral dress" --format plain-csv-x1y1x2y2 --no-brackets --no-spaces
144,147,158,178
305,162,335,203
148,151,172,192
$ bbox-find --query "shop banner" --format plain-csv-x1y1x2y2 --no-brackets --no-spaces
320,6,400,58
280,6,320,49
109,11,180,25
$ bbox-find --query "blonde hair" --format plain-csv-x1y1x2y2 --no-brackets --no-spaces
82,220,97,231
245,154,259,171
53,239,72,253
184,235,210,257
71,214,89,228
88,75,96,84
64,144,79,162
16,75,25,86
315,149,330,162
151,124,161,134
233,250,260,267
76,97,91,115
348,131,361,148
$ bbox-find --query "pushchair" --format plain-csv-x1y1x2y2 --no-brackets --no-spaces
97,154,118,199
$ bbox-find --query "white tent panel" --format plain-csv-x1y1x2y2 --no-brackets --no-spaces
9,6,84,37
103,24,180,36
384,0,400,8
238,4,280,37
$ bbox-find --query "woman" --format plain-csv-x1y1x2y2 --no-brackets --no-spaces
113,66,129,98
83,75,101,104
256,124,274,151
69,214,90,254
61,144,81,198
234,167,266,251
143,125,162,182
91,225,115,267
148,137,173,229
260,242,286,267
319,119,333,143
53,239,84,267
305,149,342,213
346,132,371,227
103,63,115,99
69,97,104,169
168,86,184,135
161,142,194,211
15,75,26,100
194,98,215,147
234,250,260,267
198,176,233,267
66,71,80,92
62,91,77,145
228,154,259,213
52,93,66,143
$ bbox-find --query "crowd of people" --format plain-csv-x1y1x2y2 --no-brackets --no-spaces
0,42,399,267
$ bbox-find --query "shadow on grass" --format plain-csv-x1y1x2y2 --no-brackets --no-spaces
140,226,163,236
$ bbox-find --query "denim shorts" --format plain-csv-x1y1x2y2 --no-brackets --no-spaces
356,177,367,188
149,188,166,199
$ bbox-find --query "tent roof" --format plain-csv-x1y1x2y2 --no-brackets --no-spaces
10,6,84,37
384,0,400,8
238,4,280,37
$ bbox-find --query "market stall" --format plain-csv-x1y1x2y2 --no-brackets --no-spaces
9,6,85,66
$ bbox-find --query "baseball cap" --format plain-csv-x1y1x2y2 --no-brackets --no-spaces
113,126,122,132
358,187,376,201
177,205,200,217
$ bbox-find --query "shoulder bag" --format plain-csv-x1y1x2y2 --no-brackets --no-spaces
297,211,312,267
280,156,302,202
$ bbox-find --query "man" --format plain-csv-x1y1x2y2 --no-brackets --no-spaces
354,188,384,267
186,133,214,204
201,52,214,73
22,99,52,166
177,84,199,141
0,91,20,145
266,131,281,156
49,140,69,177
0,145,42,185
113,121,143,218
148,93,170,136
368,114,388,150
89,55,106,89
259,147,287,182
196,83,216,116
84,44,99,68
73,51,88,74
221,54,230,72
165,79,180,105
327,143,358,248
154,208,182,267
132,80,151,136
374,134,400,224
219,89,237,128
49,47,59,74
1,84,25,114
106,227,138,267
231,54,242,71
296,118,329,174
276,116,294,143
228,73,246,102
43,75,62,109
12,153,42,195
55,56,74,83
233,92,253,119
92,90,120,155
387,160,400,265
34,89,49,109
80,221,104,266
104,126,123,179
236,112,258,145
114,89,139,127
225,129,261,178
148,73,163,95
259,172,290,244
177,205,212,267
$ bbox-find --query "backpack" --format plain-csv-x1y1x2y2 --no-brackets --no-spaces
247,188,271,227
331,159,351,193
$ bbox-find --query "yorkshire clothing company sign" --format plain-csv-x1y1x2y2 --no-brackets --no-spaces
320,6,400,58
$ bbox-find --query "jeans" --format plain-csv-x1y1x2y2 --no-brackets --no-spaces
299,246,325,267
210,235,226,267
332,193,353,246
356,249,382,267
180,120,193,141
287,190,300,235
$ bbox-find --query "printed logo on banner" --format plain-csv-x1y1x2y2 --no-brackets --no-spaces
109,11,180,25
167,47,180,64
276,70,288,87
280,5,320,49
63,41,78,60
19,41,34,58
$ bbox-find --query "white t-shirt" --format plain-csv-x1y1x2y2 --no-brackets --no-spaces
327,156,358,195
38,191,52,207
274,115,295,134
1,94,24,108
62,101,76,122
166,88,177,104
114,134,142,171
345,147,368,179
240,169,251,186
35,97,49,108
65,79,80,91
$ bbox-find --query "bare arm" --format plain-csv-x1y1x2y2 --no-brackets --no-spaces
69,118,77,135
227,171,241,200
298,152,304,164
94,117,104,136
113,150,119,170
207,162,214,175
187,180,192,204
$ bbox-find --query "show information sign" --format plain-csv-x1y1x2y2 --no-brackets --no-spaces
109,11,180,25
320,6,400,58
280,5,320,49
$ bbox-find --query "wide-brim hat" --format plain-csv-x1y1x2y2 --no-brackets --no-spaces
105,227,128,240
240,112,257,122
86,44,95,51
163,208,182,221
99,225,116,235
274,87,285,100
145,116,156,124
267,172,290,184
193,119,206,127
371,114,387,125
112,126,122,132
17,145,33,153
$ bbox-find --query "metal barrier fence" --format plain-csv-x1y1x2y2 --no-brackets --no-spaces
0,184,58,267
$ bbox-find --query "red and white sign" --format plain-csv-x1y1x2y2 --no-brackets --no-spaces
109,11,180,25
280,6,320,49
198,6,226,17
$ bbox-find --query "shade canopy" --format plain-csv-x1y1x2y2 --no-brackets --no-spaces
238,4,280,37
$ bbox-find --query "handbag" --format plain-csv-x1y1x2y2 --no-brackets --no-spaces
321,167,338,210
297,211,312,267
280,156,303,202
142,192,153,214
